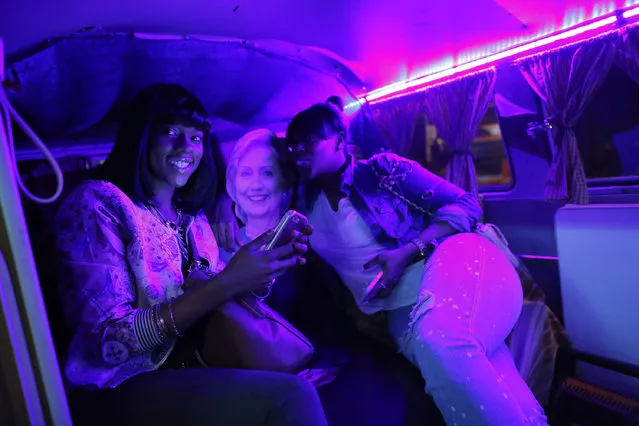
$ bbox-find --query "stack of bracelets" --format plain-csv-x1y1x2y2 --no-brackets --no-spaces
134,298,184,351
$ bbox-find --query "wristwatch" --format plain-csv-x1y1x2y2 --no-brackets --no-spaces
409,238,438,260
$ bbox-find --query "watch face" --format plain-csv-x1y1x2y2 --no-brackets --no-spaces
411,238,427,256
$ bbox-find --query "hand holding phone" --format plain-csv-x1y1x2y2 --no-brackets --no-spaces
263,210,310,252
221,212,311,298
362,248,413,303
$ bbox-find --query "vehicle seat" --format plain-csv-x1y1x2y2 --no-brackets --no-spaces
552,203,639,425
555,203,639,398
21,168,95,361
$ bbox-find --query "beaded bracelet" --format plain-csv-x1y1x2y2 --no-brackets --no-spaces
168,297,183,338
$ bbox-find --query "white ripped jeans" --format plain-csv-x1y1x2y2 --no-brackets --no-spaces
387,233,548,426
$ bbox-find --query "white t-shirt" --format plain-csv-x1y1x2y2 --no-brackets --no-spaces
309,192,424,314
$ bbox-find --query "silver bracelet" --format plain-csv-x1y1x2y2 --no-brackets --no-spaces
134,306,167,351
152,303,169,341
168,297,183,338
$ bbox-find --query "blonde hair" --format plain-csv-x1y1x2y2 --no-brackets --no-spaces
226,129,294,224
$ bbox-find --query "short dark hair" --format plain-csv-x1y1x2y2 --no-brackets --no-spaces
286,97,348,148
94,83,221,215
326,96,345,112
286,97,349,210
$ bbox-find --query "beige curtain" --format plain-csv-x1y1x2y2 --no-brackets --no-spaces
516,37,616,204
369,101,422,157
421,69,497,196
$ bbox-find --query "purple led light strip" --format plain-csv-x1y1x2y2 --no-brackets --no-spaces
348,6,639,107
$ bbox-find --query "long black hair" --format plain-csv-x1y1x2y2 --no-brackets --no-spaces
94,83,222,215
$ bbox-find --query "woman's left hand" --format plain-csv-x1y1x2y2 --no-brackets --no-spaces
210,194,242,252
363,247,414,300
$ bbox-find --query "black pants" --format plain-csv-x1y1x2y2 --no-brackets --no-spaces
69,368,329,426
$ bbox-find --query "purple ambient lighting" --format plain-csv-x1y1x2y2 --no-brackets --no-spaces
347,5,639,108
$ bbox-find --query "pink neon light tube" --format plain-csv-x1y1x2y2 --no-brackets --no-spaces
349,6,639,107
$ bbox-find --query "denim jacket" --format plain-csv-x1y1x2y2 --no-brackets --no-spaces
300,153,482,248
55,181,223,390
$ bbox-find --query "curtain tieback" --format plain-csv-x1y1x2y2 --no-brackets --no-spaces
527,116,570,141
446,149,475,164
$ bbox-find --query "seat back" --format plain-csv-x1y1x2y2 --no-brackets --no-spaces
555,204,639,399
22,169,95,360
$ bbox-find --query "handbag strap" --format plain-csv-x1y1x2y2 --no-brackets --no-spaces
185,226,210,275
370,166,519,266
370,161,490,234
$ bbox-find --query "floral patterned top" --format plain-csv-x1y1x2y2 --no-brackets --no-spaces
55,180,221,390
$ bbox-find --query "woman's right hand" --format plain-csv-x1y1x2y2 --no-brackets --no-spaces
218,228,311,296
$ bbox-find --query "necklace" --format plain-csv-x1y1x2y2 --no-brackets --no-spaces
147,204,189,261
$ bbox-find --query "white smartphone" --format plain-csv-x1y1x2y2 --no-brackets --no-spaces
263,210,310,251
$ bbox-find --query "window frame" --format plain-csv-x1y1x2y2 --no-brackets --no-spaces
476,96,516,193
540,67,639,192
544,122,639,194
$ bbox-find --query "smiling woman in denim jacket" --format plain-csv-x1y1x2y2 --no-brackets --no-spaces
281,98,550,426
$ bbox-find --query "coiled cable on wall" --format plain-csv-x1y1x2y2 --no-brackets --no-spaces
1,57,64,204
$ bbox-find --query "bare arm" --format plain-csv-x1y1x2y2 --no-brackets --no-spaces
157,271,232,337
159,229,309,338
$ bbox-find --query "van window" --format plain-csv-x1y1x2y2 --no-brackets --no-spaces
575,65,639,182
407,101,512,189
